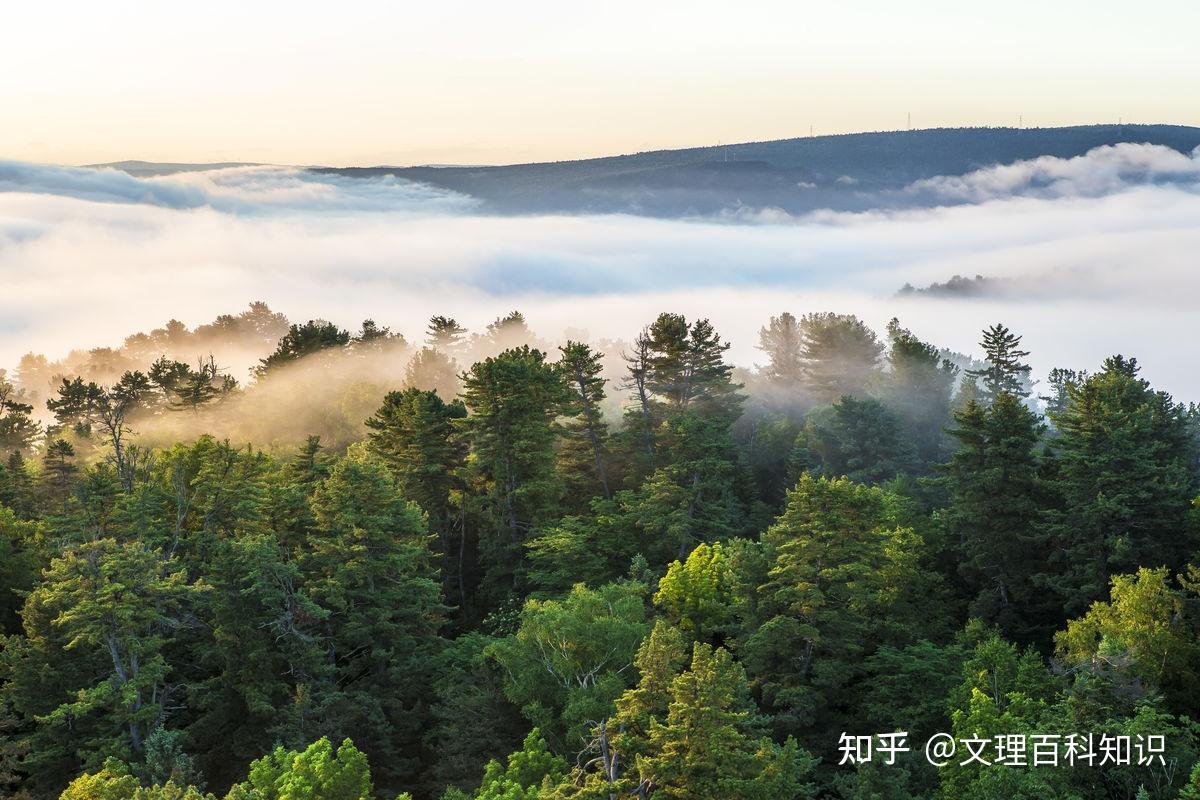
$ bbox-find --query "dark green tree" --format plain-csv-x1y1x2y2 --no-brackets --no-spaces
301,451,445,788
1043,356,1197,617
426,315,468,354
942,393,1050,642
256,321,350,376
556,341,612,503
638,643,814,800
0,370,40,455
366,388,468,606
460,346,565,606
793,396,915,485
737,475,939,745
965,323,1032,403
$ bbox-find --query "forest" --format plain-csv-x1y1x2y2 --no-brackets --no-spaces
2,301,1200,800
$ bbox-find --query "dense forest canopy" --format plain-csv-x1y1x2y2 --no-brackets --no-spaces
2,302,1200,800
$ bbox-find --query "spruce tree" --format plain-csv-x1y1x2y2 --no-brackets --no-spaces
639,643,812,800
303,452,445,788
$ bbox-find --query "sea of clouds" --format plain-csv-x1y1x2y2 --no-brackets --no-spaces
2,143,1199,399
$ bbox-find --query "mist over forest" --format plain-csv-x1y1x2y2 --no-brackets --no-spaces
5,126,1200,800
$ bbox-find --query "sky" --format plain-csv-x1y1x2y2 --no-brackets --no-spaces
3,0,1199,166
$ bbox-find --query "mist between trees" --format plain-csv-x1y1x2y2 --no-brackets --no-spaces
3,301,1200,800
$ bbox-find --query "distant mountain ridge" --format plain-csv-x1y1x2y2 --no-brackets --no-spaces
315,124,1200,216
86,160,260,176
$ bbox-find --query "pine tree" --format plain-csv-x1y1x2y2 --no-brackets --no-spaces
621,328,658,466
797,313,883,403
965,323,1032,402
639,643,813,800
756,312,803,386
234,737,372,800
404,347,462,399
24,539,198,757
740,475,933,740
41,439,77,513
460,346,565,606
643,314,742,421
426,315,468,354
942,393,1049,642
473,729,566,800
556,341,612,503
793,396,915,485
302,452,445,787
1042,356,1197,617
882,319,959,467
366,388,468,606
256,321,350,376
0,370,40,455
0,450,36,518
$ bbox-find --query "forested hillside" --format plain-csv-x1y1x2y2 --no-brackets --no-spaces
3,305,1200,800
315,124,1200,216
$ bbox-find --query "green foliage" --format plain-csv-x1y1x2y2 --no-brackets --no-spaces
27,538,200,758
58,758,140,800
1056,567,1200,714
555,341,613,505
1043,356,1197,617
756,312,803,387
460,346,565,608
654,542,735,640
9,307,1200,800
256,321,351,376
797,313,883,404
882,318,958,467
301,449,445,784
237,737,372,800
0,370,40,455
473,729,565,800
639,643,815,800
793,396,915,484
965,323,1032,402
739,474,939,741
488,582,649,748
942,392,1050,642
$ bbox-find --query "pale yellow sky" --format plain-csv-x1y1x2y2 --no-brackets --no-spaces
2,0,1197,167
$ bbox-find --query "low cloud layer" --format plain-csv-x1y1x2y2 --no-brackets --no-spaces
2,148,1200,400
0,161,476,213
910,142,1200,202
